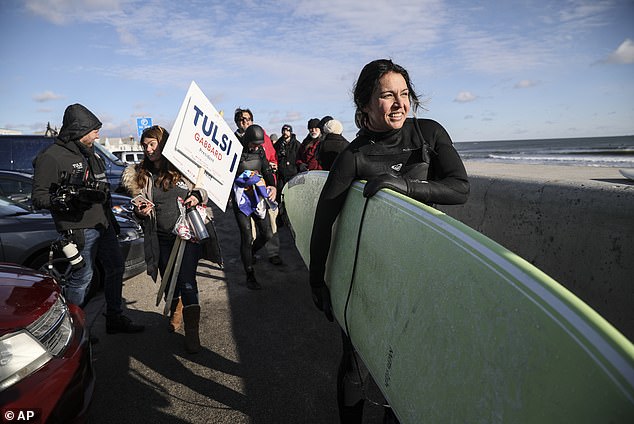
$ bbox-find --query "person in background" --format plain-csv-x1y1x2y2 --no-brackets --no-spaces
318,115,334,134
32,103,144,335
296,118,323,172
232,124,277,289
233,107,283,265
318,118,349,170
309,59,470,423
274,123,300,224
234,108,278,167
122,125,218,354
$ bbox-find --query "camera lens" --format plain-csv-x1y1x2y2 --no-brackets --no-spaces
61,240,86,270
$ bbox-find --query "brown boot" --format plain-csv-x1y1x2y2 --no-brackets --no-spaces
168,297,183,333
182,304,201,353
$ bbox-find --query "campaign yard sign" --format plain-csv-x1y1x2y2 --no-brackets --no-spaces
162,81,242,212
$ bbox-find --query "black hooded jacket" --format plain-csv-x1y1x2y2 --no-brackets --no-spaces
274,134,300,181
32,104,115,232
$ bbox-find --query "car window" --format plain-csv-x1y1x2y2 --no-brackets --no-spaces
94,143,125,166
0,176,32,204
0,177,31,196
124,153,143,163
0,196,31,217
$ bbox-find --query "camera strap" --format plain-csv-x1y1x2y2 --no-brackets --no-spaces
75,140,109,188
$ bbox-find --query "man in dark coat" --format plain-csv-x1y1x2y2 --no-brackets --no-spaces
318,119,349,170
275,124,300,188
33,103,144,334
296,118,323,172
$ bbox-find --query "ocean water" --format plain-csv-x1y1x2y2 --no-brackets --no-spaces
454,135,634,168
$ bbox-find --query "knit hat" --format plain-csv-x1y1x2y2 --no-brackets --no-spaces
319,116,333,131
323,119,343,135
307,118,320,129
282,124,293,133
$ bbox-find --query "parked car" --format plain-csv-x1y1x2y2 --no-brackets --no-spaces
0,263,94,422
0,134,127,189
111,150,144,164
0,169,136,222
0,196,145,299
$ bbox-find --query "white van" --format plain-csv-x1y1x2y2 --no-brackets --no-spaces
112,150,144,164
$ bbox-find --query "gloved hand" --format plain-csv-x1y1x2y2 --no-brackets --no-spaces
363,173,409,198
70,196,94,212
298,163,309,173
311,285,334,322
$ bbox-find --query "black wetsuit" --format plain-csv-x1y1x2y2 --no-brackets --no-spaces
233,146,275,273
308,118,469,423
310,118,469,288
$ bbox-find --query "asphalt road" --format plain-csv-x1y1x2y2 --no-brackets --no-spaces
84,205,387,423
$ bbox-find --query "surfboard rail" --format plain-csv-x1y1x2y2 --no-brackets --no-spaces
283,171,634,423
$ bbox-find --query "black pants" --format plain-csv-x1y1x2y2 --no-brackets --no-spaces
338,331,400,423
232,202,272,272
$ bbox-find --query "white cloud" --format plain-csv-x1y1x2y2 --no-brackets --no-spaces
604,39,634,64
33,91,64,102
514,79,539,89
25,0,123,25
556,0,613,26
454,92,477,103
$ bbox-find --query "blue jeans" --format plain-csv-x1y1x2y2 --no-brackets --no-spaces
158,235,202,306
63,225,124,316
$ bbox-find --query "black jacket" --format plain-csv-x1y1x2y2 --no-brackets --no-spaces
274,135,300,181
32,105,114,232
318,133,349,170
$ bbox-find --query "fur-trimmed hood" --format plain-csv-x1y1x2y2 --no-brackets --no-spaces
122,164,143,197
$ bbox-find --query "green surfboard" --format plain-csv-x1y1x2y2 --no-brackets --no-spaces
283,171,634,423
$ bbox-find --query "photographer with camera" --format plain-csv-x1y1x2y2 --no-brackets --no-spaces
32,103,144,335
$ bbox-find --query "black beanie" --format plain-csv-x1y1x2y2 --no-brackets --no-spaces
318,116,333,130
307,118,320,129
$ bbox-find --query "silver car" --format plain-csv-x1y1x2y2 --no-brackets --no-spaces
0,196,145,299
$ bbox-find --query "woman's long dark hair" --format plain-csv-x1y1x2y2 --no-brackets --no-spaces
136,125,182,191
353,59,421,129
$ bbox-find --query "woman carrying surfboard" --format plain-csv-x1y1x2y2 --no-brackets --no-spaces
309,59,470,423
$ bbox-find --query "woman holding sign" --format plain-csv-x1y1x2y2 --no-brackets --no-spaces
122,125,221,354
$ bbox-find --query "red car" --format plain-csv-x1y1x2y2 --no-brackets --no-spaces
0,263,94,423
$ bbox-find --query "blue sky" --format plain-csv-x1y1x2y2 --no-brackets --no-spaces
1,0,632,143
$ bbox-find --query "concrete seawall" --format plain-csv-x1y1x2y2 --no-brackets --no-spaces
438,162,634,341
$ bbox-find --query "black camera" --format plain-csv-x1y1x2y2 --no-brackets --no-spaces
50,171,108,212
